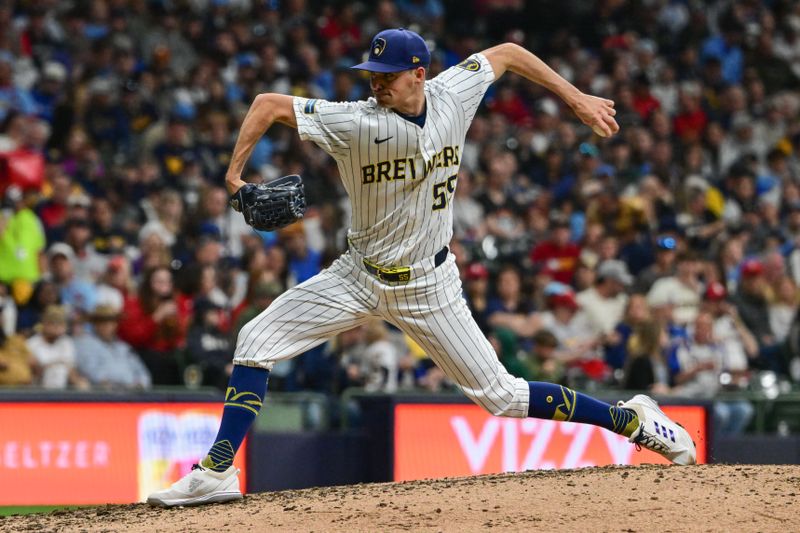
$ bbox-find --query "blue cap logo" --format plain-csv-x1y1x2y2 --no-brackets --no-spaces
373,38,387,57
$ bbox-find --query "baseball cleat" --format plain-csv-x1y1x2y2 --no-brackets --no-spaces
147,464,242,507
619,394,697,466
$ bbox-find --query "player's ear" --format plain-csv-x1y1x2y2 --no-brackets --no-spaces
413,67,426,82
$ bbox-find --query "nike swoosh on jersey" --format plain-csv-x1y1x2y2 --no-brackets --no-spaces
374,136,393,144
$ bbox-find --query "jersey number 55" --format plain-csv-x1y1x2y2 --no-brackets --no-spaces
432,174,458,211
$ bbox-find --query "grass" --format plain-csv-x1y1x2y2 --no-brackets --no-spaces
0,505,82,516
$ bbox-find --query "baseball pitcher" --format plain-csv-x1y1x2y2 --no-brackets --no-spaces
148,28,695,507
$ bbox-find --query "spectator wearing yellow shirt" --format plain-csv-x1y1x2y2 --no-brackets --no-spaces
0,186,46,305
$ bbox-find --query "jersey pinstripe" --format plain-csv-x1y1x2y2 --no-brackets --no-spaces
294,53,494,266
234,53,530,418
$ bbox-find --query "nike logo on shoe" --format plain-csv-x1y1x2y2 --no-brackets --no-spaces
374,136,392,144
188,479,203,492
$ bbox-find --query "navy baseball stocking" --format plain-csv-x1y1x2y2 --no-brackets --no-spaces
527,382,640,437
201,365,269,472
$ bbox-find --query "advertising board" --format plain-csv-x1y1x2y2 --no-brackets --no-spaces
0,403,246,505
394,404,706,481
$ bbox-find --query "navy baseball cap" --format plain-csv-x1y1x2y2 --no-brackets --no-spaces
351,28,430,73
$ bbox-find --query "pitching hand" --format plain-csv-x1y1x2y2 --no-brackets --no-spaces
571,93,619,138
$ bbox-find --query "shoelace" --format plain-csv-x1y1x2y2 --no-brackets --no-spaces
191,463,204,471
633,430,669,453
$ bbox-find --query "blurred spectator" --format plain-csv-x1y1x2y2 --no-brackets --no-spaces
0,283,16,336
452,169,486,242
701,11,744,85
197,113,235,183
647,253,702,326
138,187,184,249
191,184,252,260
489,327,532,381
362,320,402,393
530,215,580,284
95,255,133,313
732,258,773,350
15,279,60,336
279,222,321,287
0,295,33,386
134,230,173,276
0,54,36,121
83,77,129,161
463,262,491,333
478,151,527,247
623,319,670,394
26,305,88,389
89,195,129,256
186,298,231,390
679,180,724,250
577,259,631,336
35,169,73,241
673,311,754,435
486,264,532,323
32,61,68,123
74,304,152,390
769,276,798,344
47,242,97,318
333,326,368,391
702,281,758,386
605,293,652,372
63,216,106,281
117,266,191,385
673,81,707,143
0,186,46,299
526,329,565,383
634,235,677,293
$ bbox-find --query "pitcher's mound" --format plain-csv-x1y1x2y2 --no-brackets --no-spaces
3,464,799,532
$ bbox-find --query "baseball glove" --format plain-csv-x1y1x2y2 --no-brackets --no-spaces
229,174,306,232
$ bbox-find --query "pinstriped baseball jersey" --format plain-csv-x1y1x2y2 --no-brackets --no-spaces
233,52,530,418
294,53,494,266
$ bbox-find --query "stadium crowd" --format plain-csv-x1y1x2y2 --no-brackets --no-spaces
2,0,800,433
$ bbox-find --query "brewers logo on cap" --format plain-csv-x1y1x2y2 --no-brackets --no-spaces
373,38,387,57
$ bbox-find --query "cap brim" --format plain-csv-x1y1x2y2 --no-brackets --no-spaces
350,61,410,73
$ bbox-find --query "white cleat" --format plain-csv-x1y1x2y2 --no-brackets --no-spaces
619,394,697,466
147,464,242,507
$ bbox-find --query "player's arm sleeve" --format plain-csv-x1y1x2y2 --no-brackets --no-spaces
431,53,495,124
293,97,357,159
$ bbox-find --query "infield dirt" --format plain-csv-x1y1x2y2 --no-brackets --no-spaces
2,464,798,532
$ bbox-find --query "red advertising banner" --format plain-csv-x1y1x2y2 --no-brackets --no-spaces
0,403,246,505
394,404,706,481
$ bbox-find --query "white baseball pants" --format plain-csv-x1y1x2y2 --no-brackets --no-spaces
233,250,530,417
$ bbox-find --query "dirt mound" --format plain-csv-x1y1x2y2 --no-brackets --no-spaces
3,464,798,533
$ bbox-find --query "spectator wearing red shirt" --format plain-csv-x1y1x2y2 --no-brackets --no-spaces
318,4,361,55
530,216,580,284
673,81,708,142
117,265,191,385
632,73,661,122
487,85,532,127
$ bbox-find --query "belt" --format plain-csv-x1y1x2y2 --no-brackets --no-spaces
362,246,449,283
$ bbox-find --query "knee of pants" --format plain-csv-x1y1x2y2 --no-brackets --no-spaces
461,382,528,418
